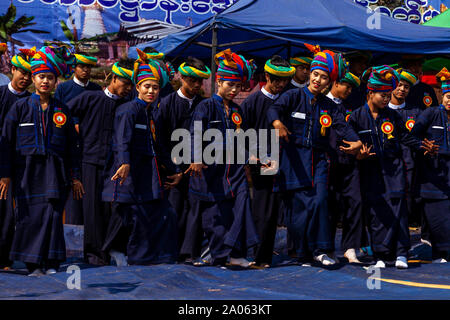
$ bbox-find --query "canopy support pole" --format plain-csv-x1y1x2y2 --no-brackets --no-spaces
211,23,218,96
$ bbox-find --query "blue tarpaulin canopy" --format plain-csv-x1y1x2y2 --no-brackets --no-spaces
129,0,450,61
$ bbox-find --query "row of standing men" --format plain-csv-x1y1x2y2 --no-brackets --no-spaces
0,44,448,276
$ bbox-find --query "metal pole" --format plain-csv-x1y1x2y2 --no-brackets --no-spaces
211,23,218,96
287,41,292,60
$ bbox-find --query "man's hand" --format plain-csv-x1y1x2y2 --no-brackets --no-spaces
164,172,183,190
184,163,208,177
111,164,131,185
272,120,291,142
356,143,376,160
0,178,11,200
421,138,439,156
260,160,279,176
75,124,80,134
340,140,363,155
72,179,85,200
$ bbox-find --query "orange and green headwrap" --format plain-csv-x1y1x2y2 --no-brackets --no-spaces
290,56,313,67
341,72,360,87
395,68,417,86
0,43,7,54
75,54,97,66
31,45,76,79
436,67,450,93
145,51,164,60
264,59,295,77
306,43,348,83
112,62,133,81
178,62,211,79
362,65,400,92
132,48,169,87
11,47,36,73
214,48,255,82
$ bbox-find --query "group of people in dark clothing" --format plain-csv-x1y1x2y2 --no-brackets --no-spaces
0,41,448,277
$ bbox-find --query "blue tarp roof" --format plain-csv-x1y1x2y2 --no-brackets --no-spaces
129,0,450,60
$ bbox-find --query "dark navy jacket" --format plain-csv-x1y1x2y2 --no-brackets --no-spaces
67,90,128,166
266,87,359,191
406,81,439,110
102,98,177,203
348,104,422,199
54,79,102,104
411,105,449,200
189,94,249,201
0,94,80,198
156,90,204,172
389,103,422,172
327,93,359,165
0,84,31,129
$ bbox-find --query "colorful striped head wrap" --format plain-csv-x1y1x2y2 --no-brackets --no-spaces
75,54,97,66
178,62,211,79
166,61,175,81
306,43,347,83
436,67,450,93
341,72,360,88
11,47,36,73
31,45,76,79
0,43,7,54
264,59,295,77
362,65,400,92
145,51,165,60
132,48,169,87
112,62,133,81
396,68,417,87
290,56,313,67
214,48,255,82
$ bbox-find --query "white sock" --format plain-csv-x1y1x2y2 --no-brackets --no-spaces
432,258,447,264
110,250,128,267
395,256,408,269
374,260,386,268
314,254,336,266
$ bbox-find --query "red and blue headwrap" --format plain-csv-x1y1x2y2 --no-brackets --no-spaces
31,45,75,79
362,65,400,92
214,48,255,82
132,48,169,88
436,67,450,94
306,43,347,83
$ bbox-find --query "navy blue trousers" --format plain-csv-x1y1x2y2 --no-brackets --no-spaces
82,162,111,265
284,182,334,260
0,187,14,267
364,195,410,259
188,191,259,265
9,198,66,264
106,200,178,265
329,162,367,251
64,192,83,225
250,169,281,265
167,176,191,255
423,199,450,257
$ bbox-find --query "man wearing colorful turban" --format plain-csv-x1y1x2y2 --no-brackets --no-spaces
184,48,259,268
387,68,424,230
343,51,372,112
409,67,450,264
347,65,438,269
156,56,211,264
54,53,102,226
239,55,293,267
0,45,83,275
0,48,34,270
285,52,313,91
66,57,134,266
266,44,363,267
401,54,438,110
100,48,179,266
325,71,366,264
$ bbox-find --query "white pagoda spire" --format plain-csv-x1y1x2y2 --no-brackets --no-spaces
81,3,106,39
